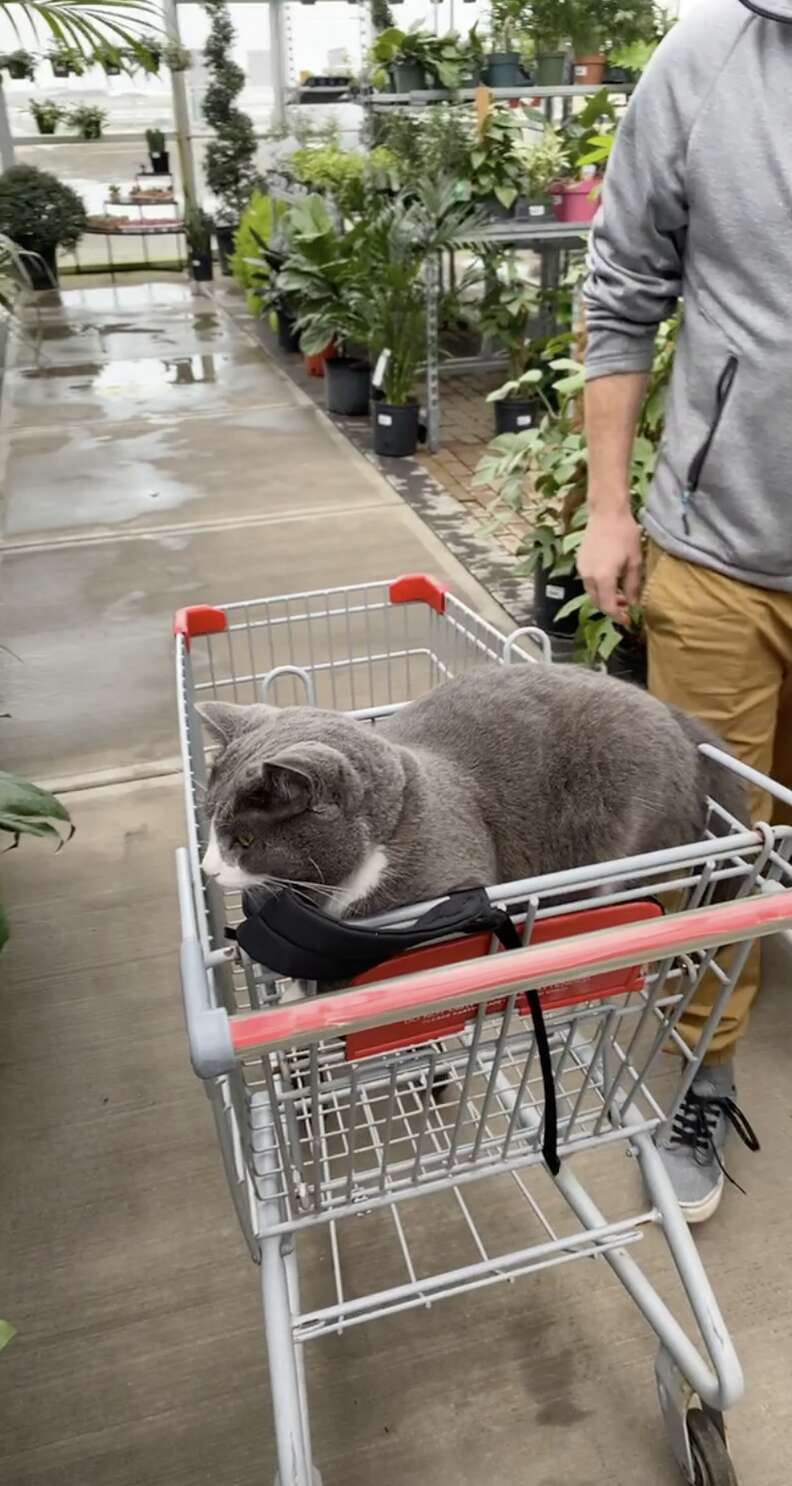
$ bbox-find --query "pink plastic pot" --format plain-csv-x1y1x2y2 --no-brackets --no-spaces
555,177,603,224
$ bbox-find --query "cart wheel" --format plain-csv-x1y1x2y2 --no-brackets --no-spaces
687,1410,738,1486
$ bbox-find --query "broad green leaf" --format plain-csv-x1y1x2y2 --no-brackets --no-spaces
554,593,587,622
493,184,518,210
0,772,70,823
0,1319,16,1352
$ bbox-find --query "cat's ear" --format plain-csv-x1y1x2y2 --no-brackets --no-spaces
246,760,314,820
242,743,363,821
195,701,254,746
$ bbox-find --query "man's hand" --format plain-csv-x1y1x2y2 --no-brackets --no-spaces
577,507,643,623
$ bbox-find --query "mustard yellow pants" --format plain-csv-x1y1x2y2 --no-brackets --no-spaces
643,542,792,1061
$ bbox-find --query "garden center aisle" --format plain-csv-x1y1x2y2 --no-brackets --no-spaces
0,274,791,1486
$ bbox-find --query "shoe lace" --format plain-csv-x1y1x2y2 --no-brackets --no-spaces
670,1090,760,1195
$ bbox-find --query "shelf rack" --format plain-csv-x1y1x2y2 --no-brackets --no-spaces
368,85,632,452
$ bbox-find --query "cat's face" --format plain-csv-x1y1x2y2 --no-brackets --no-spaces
197,701,401,912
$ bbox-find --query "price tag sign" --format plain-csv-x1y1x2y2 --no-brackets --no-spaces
372,349,391,389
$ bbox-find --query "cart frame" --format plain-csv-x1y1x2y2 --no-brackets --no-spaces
174,574,792,1486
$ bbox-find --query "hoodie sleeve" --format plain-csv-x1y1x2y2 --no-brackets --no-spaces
583,34,692,381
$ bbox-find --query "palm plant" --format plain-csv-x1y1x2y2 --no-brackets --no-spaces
2,0,159,58
363,182,487,405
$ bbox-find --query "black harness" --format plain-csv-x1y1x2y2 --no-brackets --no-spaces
229,886,561,1175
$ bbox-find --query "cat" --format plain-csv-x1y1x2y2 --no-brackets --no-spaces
197,664,746,918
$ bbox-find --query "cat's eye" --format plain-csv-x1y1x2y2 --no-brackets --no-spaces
236,832,254,849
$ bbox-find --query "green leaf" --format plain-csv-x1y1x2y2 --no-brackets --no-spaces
493,184,518,210
554,593,587,622
0,1319,16,1352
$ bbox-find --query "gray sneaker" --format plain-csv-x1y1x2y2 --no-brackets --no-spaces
658,1062,760,1224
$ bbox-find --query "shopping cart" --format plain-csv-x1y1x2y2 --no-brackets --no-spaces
174,574,792,1486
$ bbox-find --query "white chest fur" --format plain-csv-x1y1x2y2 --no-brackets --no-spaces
328,846,388,916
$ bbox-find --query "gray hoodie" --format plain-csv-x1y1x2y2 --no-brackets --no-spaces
584,0,792,590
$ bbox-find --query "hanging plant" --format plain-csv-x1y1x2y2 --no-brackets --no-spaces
1,49,36,80
202,0,258,226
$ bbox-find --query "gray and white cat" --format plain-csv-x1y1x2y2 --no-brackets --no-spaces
198,665,745,917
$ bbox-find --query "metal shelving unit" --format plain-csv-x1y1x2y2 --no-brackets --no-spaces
366,84,630,452
424,221,590,453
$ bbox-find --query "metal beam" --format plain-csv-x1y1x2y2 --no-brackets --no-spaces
269,0,287,131
0,78,16,172
162,0,198,205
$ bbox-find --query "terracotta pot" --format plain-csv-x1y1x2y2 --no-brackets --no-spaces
573,53,606,85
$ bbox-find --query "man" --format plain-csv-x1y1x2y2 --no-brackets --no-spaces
579,0,792,1222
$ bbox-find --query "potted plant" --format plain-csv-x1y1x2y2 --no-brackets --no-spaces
477,254,551,433
108,183,122,204
569,0,658,85
459,102,542,219
483,0,529,87
137,33,163,70
47,43,83,78
474,412,588,635
278,195,374,415
29,100,67,136
164,41,192,71
369,26,467,93
202,0,258,273
185,203,214,282
366,183,485,456
515,125,569,219
145,126,170,175
530,0,570,85
68,105,106,141
551,88,615,221
0,163,87,289
1,50,36,81
92,43,124,75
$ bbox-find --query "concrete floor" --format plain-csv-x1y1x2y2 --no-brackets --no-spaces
1,276,791,1486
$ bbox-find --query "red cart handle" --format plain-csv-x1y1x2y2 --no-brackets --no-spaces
228,891,792,1057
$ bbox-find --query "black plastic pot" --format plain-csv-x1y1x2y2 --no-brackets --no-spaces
373,401,418,458
51,59,70,77
276,309,301,354
34,119,57,135
7,61,32,79
104,61,122,75
607,634,647,687
214,224,236,276
482,51,524,87
534,52,567,85
326,357,370,416
494,397,543,435
485,195,516,221
603,64,639,85
189,251,213,283
391,61,426,92
149,149,170,176
533,567,584,638
516,196,552,223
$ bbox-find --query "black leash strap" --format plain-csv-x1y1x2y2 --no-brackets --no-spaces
229,884,561,1176
487,909,560,1177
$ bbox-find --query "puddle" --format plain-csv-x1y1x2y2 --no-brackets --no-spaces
19,354,228,393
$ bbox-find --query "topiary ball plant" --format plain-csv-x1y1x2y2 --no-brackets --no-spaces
0,164,87,252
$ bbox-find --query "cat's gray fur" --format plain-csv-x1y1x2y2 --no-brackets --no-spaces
198,664,746,916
